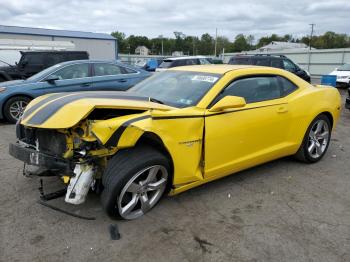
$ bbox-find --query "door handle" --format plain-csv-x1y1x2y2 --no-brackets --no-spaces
81,83,91,87
117,79,127,83
277,106,288,114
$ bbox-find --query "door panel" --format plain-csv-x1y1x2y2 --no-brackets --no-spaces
204,75,295,179
204,101,290,178
29,63,92,96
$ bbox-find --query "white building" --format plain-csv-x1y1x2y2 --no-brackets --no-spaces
0,25,117,59
135,46,150,56
172,51,184,56
258,41,310,52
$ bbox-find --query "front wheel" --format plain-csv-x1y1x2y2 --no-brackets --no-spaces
4,96,31,123
295,114,331,163
101,146,170,220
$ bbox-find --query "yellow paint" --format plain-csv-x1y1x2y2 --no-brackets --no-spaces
20,65,341,195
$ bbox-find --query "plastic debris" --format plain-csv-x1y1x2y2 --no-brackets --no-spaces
228,193,231,198
109,224,121,240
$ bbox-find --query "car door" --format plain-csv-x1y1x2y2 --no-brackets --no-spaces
204,75,295,179
92,63,136,91
32,63,92,95
20,53,46,78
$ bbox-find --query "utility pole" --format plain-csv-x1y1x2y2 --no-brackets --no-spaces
159,35,164,56
309,23,315,50
214,28,218,57
193,37,195,55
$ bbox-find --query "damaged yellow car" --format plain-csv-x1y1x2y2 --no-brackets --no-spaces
9,65,341,220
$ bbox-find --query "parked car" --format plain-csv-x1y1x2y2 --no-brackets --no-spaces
345,88,350,110
329,63,350,88
9,65,340,220
207,57,223,64
0,50,89,82
156,56,211,72
0,60,150,123
228,54,311,82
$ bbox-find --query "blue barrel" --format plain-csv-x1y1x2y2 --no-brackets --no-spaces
321,75,337,87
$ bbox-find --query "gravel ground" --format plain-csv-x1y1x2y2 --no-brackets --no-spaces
0,89,349,262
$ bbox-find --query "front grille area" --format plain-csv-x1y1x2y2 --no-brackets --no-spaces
16,124,67,157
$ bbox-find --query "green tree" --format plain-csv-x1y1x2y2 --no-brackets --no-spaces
111,31,127,53
232,34,250,52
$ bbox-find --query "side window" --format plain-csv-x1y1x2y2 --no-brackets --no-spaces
121,66,137,74
218,76,281,104
44,54,62,67
173,60,186,67
271,59,282,68
50,64,89,80
94,63,122,76
283,59,297,72
199,58,210,65
21,54,42,65
255,58,270,66
278,76,298,96
185,59,197,66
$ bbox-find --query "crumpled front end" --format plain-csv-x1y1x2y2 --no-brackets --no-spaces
9,91,175,205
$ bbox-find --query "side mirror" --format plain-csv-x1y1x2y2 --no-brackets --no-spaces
209,96,246,112
45,75,59,84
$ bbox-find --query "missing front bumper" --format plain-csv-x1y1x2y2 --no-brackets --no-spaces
9,142,71,172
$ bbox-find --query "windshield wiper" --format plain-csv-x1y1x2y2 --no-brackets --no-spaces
0,59,15,68
149,97,164,104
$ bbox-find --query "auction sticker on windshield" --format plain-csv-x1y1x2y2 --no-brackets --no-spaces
191,75,218,83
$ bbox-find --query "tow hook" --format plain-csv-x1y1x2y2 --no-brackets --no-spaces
65,164,94,205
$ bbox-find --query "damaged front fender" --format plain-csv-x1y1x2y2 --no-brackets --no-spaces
90,114,151,148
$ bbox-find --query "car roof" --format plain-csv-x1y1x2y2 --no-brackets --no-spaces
163,56,207,61
168,64,263,74
20,50,88,54
52,59,128,66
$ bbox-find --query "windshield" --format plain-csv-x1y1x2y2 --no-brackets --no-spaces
129,71,221,108
27,64,62,81
0,50,21,66
338,63,350,71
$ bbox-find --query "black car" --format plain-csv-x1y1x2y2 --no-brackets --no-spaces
345,88,350,110
0,50,89,82
228,54,311,82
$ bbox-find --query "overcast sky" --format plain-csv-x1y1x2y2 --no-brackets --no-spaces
0,0,349,40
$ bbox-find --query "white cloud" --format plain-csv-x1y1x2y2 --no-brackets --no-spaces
0,0,349,40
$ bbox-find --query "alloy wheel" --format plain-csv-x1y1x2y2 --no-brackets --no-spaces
9,100,28,121
117,165,168,220
307,119,330,159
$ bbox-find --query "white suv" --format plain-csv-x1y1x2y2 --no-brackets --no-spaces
156,56,211,72
330,63,350,88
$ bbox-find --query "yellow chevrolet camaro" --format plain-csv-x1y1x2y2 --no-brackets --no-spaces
9,65,341,220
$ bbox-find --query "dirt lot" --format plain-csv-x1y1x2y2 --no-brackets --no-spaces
0,90,349,262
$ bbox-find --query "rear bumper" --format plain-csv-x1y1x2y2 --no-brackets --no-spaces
9,142,71,171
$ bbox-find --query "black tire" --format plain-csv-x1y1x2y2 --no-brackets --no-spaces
3,96,31,124
101,145,171,220
294,114,331,163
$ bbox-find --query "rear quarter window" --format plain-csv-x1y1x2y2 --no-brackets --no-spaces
278,76,298,96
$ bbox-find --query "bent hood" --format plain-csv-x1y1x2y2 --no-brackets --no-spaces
20,91,174,128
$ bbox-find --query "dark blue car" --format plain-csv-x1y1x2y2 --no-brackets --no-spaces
0,60,151,123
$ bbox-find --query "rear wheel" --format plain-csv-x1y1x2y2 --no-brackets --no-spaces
4,96,31,123
295,114,331,163
101,145,170,220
